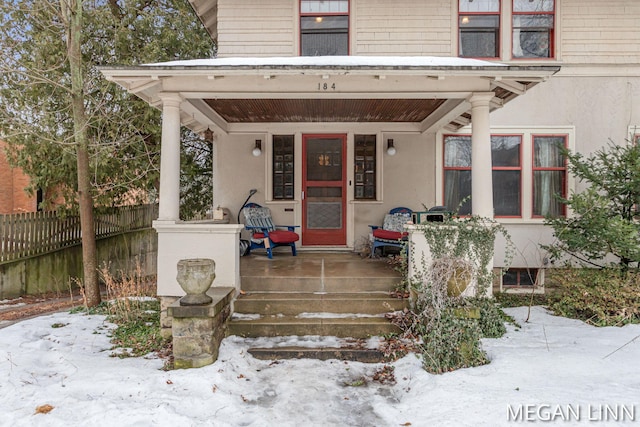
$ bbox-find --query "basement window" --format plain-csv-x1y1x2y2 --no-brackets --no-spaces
502,268,538,287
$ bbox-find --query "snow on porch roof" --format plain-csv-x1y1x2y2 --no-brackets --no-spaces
144,55,507,69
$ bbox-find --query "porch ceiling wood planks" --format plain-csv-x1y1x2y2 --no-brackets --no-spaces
203,98,446,123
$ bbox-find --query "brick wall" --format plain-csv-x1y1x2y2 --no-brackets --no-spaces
0,139,37,214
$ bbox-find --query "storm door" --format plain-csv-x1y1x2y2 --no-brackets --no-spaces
302,135,347,245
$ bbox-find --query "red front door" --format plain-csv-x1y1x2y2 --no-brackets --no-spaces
302,134,347,246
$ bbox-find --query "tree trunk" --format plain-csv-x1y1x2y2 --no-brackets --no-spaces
63,0,101,307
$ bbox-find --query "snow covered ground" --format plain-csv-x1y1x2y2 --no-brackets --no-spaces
0,306,638,426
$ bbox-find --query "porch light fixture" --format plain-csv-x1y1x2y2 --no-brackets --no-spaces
204,127,213,143
386,139,397,156
252,139,262,157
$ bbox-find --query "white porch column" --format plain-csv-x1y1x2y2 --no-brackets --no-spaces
158,93,183,221
469,92,495,219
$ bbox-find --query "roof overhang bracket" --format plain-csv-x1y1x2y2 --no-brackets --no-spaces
420,98,471,134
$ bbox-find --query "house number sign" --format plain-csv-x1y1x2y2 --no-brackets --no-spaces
317,82,336,91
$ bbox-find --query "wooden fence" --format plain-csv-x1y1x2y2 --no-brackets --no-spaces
0,204,158,263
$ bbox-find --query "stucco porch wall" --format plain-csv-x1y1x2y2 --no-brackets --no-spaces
153,221,243,297
407,224,482,297
214,130,437,250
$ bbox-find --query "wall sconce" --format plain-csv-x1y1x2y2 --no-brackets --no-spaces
203,127,213,143
252,139,262,157
386,139,397,156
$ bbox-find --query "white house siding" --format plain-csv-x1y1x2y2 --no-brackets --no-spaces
560,0,640,64
353,0,453,56
216,0,296,57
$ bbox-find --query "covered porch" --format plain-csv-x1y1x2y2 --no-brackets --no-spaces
101,56,559,303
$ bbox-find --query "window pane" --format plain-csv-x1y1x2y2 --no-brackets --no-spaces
301,15,348,31
513,15,553,58
459,15,499,57
301,16,348,56
491,136,521,167
513,0,554,13
444,170,471,215
459,0,500,13
354,135,376,200
301,0,348,13
519,269,537,286
533,170,563,217
534,136,564,167
493,170,521,216
502,269,518,286
444,136,472,167
306,138,342,181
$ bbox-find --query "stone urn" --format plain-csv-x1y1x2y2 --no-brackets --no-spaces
176,258,216,306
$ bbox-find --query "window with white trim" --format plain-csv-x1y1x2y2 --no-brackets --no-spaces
503,268,538,286
442,130,569,219
300,0,349,56
444,134,522,217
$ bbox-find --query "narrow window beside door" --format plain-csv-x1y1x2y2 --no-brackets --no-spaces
273,135,295,200
354,135,376,200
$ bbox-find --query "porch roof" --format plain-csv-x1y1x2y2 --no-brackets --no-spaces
100,56,560,135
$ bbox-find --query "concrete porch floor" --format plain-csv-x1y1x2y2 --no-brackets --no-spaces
239,251,402,293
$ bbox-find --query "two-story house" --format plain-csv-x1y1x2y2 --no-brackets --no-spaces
101,0,640,303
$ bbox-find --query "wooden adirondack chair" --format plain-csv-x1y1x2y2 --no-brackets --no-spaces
242,203,299,259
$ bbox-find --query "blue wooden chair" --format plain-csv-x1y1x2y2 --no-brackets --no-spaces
369,207,413,257
242,203,299,259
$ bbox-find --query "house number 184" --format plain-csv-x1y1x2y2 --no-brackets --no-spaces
318,82,336,90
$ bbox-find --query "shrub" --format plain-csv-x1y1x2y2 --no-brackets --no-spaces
547,268,640,326
469,298,508,338
418,309,489,374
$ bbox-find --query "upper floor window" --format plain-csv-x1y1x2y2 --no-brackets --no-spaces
458,0,500,58
300,0,349,56
512,0,555,58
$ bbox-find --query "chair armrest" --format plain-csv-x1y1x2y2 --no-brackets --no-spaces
275,225,300,231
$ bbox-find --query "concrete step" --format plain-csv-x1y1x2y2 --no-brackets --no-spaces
227,315,401,339
234,292,409,315
239,276,400,293
248,346,387,363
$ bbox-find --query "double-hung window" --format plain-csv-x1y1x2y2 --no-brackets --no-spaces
443,131,567,219
300,0,349,56
443,135,522,216
458,0,500,58
532,135,566,217
512,0,555,59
